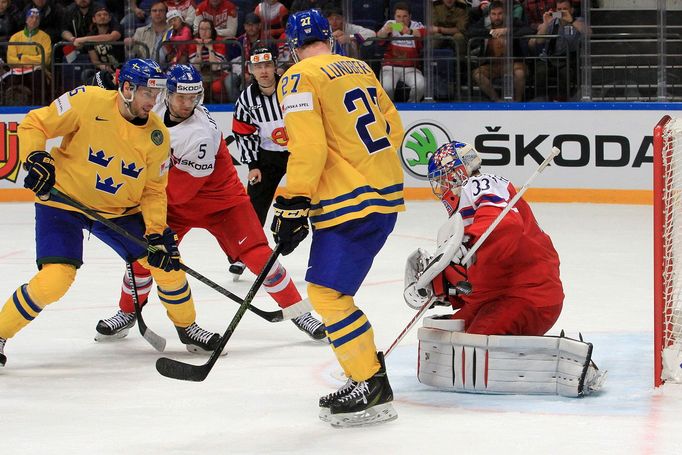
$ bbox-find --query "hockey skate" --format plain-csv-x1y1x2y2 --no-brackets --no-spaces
327,352,398,428
176,323,222,354
229,261,246,282
95,310,136,341
318,377,357,422
292,312,328,342
0,337,6,367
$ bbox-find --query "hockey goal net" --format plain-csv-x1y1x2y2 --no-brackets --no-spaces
654,115,682,386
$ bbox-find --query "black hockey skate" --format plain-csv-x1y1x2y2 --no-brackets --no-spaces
318,377,357,422
327,352,398,428
176,323,221,354
292,312,328,342
229,261,246,282
0,337,6,367
95,310,136,341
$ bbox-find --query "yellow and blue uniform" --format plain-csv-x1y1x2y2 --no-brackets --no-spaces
0,86,197,340
279,54,405,229
278,53,405,381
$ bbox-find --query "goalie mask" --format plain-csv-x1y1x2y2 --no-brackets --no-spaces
428,141,482,216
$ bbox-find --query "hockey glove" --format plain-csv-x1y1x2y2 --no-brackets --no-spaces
271,195,310,256
23,151,56,200
146,228,182,272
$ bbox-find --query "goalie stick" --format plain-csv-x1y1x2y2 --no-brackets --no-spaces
126,261,166,352
155,244,282,381
48,188,287,323
384,146,562,358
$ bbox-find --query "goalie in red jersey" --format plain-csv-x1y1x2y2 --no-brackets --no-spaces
404,141,605,397
405,140,564,335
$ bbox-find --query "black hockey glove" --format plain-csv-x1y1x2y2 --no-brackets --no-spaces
146,228,182,272
23,151,55,199
271,196,310,256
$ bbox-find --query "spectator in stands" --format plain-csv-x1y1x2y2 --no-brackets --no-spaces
231,12,265,89
377,2,425,102
62,0,121,55
193,0,237,38
85,5,123,74
529,0,589,101
325,5,375,59
290,0,339,14
0,0,22,61
3,8,52,104
469,0,531,101
123,1,167,59
163,8,192,64
524,0,581,31
254,0,287,40
190,18,235,101
122,0,155,32
430,0,469,58
470,0,524,29
166,0,196,28
22,0,63,46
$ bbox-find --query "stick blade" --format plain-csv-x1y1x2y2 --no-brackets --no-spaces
155,357,209,382
141,328,166,352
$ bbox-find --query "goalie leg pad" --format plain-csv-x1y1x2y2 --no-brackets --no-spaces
417,316,606,397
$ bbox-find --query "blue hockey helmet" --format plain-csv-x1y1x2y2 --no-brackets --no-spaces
166,64,203,95
118,58,166,89
428,141,482,203
285,9,333,62
166,64,204,108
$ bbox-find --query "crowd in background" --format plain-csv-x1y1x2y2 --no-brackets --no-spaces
0,0,590,105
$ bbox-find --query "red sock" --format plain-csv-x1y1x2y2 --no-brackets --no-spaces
119,261,153,313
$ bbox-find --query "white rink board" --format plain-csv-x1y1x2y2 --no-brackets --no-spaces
0,105,679,191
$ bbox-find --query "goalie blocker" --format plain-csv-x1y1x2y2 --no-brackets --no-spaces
417,316,606,397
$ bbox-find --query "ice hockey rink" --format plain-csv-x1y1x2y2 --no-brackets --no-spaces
1,198,676,455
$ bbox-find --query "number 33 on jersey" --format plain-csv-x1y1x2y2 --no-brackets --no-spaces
278,54,406,229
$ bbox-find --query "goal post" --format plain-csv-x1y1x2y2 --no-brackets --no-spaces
654,114,682,387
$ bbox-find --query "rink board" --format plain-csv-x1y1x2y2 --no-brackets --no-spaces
1,102,680,203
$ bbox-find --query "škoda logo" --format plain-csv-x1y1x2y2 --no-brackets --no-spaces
0,122,20,182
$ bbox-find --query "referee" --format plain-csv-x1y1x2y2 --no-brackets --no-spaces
232,45,289,228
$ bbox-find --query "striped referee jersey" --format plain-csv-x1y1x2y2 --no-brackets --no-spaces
232,80,288,168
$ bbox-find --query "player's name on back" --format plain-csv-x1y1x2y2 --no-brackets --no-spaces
319,60,373,80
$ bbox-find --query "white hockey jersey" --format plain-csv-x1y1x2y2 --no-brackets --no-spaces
153,101,222,179
153,101,248,216
457,173,516,228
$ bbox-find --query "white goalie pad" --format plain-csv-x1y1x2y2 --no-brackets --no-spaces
417,316,606,397
403,214,465,310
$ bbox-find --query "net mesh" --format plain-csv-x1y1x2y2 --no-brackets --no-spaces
661,118,682,382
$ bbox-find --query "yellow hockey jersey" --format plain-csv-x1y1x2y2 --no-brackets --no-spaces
19,85,171,235
277,53,405,229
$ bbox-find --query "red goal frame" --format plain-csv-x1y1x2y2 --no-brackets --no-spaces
654,115,672,387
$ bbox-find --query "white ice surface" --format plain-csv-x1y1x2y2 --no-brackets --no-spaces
1,201,679,455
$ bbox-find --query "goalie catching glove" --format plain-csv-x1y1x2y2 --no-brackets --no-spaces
404,213,471,310
23,151,56,200
146,228,181,272
271,196,310,256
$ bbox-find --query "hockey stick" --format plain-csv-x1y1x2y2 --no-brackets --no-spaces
384,146,562,358
126,261,166,352
48,188,286,323
155,244,283,381
224,134,241,166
